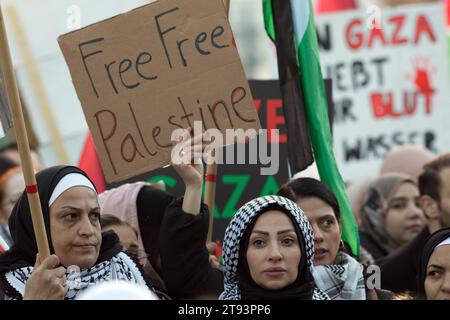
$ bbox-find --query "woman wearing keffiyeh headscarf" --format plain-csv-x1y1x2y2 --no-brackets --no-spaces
0,165,163,300
219,195,329,300
278,177,393,300
417,227,450,300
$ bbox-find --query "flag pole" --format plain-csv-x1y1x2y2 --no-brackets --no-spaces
0,4,50,259
205,149,217,243
205,0,231,243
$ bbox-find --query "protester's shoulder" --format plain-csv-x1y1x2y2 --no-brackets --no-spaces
137,184,175,206
364,283,394,300
165,197,209,220
359,231,387,260
375,288,395,300
119,251,171,300
378,228,430,268
136,185,175,223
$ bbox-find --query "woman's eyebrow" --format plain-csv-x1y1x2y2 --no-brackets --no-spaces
277,229,295,235
251,230,269,236
427,264,444,270
390,197,407,201
60,205,80,210
318,214,335,220
251,229,296,236
59,205,100,210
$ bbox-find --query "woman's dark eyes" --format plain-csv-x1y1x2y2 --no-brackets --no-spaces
252,239,264,247
322,219,334,227
282,238,294,245
391,203,406,209
64,213,78,220
251,237,297,247
63,212,100,221
89,212,101,221
427,270,441,278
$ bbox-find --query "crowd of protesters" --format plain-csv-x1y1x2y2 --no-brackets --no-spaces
1,132,450,300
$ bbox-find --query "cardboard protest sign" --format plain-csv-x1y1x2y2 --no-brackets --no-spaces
108,80,289,242
316,3,450,181
58,0,260,182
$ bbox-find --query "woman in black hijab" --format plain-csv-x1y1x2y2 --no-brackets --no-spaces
417,227,450,300
219,195,329,300
0,165,160,300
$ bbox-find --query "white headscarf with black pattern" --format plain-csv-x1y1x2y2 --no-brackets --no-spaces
312,251,366,300
219,195,329,300
4,252,151,300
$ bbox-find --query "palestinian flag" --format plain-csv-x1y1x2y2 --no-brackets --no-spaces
314,0,357,14
263,0,360,256
78,133,106,193
447,0,450,28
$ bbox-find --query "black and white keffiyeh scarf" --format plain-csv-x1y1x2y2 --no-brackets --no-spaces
312,251,366,300
219,195,329,300
4,252,150,300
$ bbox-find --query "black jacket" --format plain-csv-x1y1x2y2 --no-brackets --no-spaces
159,198,224,299
136,185,175,273
378,227,430,294
359,230,388,261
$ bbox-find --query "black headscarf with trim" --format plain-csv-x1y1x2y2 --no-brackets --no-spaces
417,227,450,299
0,165,121,273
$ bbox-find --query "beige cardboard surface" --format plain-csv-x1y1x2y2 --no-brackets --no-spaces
58,0,259,182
